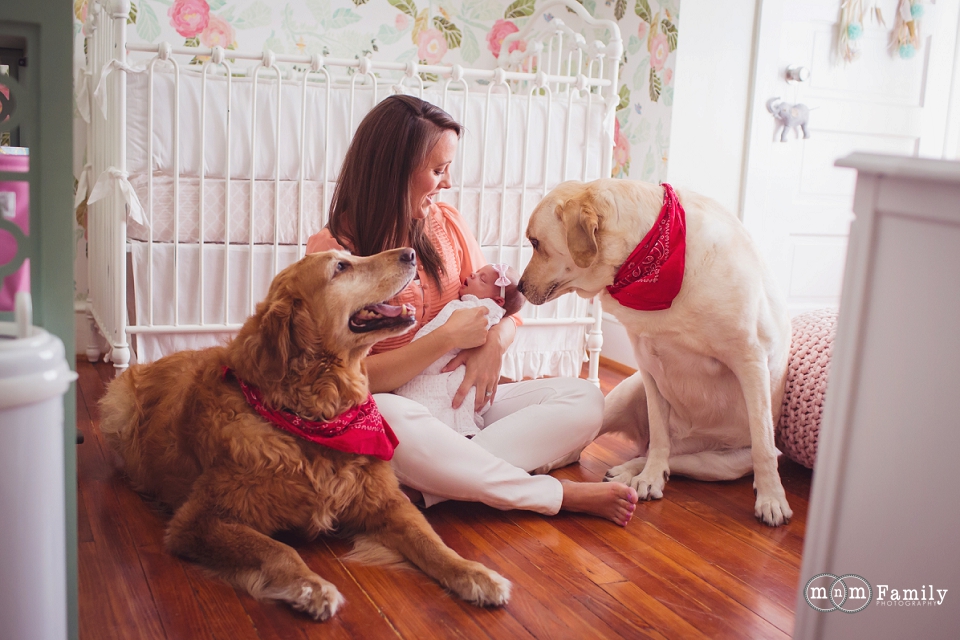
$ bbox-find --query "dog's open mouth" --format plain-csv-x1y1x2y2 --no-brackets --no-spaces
349,302,416,333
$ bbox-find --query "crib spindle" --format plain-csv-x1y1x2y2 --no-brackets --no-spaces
223,59,233,324
172,57,181,328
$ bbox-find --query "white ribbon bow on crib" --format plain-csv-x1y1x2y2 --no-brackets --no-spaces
93,59,141,120
87,167,147,227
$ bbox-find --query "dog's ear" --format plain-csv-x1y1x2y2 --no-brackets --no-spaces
560,199,599,268
257,295,297,379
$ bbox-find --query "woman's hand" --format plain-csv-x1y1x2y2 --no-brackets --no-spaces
443,339,504,411
442,317,516,411
441,307,490,350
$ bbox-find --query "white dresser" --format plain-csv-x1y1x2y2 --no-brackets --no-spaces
795,153,960,638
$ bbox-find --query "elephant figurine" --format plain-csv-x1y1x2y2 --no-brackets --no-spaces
767,98,811,142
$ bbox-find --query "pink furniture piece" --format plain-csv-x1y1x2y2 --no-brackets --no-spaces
777,308,838,469
0,149,29,312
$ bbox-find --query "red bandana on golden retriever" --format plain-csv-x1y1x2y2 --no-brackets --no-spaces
100,248,510,620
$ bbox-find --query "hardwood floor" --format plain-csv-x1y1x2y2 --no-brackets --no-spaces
76,359,812,639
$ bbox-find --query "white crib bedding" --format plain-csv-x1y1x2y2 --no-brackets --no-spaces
128,241,587,378
124,68,607,189
126,173,327,245
126,172,535,247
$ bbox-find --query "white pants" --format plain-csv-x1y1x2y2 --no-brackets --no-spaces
375,377,604,515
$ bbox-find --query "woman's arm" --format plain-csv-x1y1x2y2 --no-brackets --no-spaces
365,306,491,393
442,316,517,411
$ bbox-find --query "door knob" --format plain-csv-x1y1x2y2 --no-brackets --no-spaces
786,65,810,82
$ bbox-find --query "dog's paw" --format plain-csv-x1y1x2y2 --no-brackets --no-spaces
604,457,647,484
628,468,667,501
447,562,511,607
290,576,345,621
755,491,793,527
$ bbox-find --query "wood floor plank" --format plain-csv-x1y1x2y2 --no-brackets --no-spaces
289,536,405,639
555,516,793,638
565,517,783,638
428,507,642,640
75,402,96,545
598,581,707,640
668,478,803,564
671,479,806,560
627,520,795,635
321,535,495,640
693,464,811,532
504,514,626,586
428,505,607,639
76,367,167,640
339,516,540,640
178,561,263,640
629,498,799,605
84,372,217,638
77,540,164,640
480,511,688,639
77,362,108,424
234,591,314,640
134,544,220,640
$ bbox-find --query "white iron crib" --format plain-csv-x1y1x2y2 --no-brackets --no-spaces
78,0,621,384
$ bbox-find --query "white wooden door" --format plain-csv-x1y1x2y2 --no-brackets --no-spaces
741,0,959,315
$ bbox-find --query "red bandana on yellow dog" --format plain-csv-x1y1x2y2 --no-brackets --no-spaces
607,183,686,311
223,367,399,460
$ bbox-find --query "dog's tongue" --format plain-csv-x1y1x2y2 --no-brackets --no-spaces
367,303,401,318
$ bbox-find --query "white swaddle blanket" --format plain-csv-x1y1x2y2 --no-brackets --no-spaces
394,295,506,437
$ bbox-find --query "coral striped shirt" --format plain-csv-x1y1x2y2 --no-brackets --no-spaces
306,202,515,354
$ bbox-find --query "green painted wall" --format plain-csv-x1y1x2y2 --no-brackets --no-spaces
0,0,78,637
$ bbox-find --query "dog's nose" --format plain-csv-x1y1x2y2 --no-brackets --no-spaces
400,248,416,265
516,279,526,294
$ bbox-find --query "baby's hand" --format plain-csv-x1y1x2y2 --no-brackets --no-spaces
444,307,489,350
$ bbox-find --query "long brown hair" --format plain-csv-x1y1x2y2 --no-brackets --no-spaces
328,95,461,287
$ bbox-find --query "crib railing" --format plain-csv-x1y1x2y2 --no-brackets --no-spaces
80,0,620,383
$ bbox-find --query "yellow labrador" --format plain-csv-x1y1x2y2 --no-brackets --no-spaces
518,179,793,526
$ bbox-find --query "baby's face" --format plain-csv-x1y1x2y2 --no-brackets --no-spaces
460,265,502,301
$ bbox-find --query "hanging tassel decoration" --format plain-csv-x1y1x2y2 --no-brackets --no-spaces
838,0,867,63
892,0,924,59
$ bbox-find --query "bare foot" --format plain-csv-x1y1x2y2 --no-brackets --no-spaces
560,480,639,526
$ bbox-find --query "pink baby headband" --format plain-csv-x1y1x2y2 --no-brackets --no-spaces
491,263,511,297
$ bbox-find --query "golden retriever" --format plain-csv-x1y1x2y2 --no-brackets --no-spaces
100,248,510,620
518,179,793,526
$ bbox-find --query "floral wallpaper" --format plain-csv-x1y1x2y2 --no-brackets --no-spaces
74,0,679,183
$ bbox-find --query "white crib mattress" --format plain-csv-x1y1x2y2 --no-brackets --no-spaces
127,172,538,248
125,69,608,188
126,173,327,245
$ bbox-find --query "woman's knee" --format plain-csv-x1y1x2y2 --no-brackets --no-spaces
552,377,604,417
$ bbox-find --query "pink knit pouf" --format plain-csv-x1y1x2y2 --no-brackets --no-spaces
776,308,838,469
